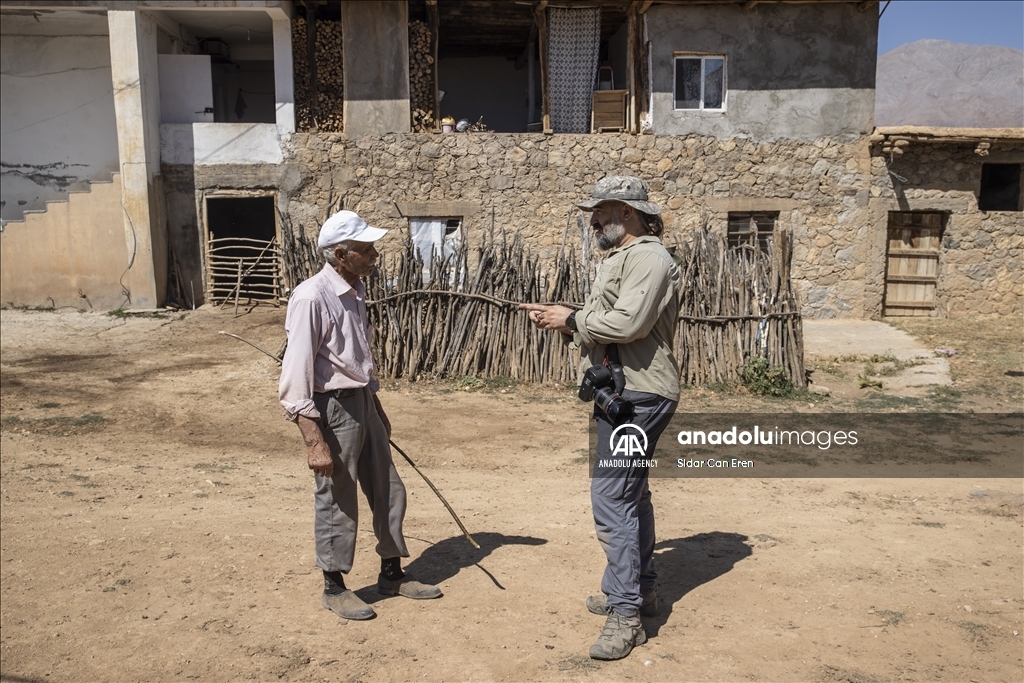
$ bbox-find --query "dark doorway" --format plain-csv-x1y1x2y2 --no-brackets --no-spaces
978,164,1022,211
205,196,281,303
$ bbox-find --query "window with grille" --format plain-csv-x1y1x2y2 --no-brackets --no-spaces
727,212,777,253
673,55,726,111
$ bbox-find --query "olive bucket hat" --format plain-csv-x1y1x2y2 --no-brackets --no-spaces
576,175,662,215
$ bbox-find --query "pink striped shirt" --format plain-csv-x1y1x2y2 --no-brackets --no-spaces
279,264,379,421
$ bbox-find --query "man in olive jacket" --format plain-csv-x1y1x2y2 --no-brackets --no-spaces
522,176,681,661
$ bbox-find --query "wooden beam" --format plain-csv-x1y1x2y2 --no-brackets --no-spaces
857,0,879,12
534,3,551,133
303,1,318,128
626,1,639,133
638,11,650,128
742,1,759,11
427,0,440,131
639,0,654,13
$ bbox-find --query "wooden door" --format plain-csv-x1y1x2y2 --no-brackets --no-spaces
884,212,943,316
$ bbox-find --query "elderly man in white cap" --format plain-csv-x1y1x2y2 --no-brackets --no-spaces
279,210,441,621
521,176,680,661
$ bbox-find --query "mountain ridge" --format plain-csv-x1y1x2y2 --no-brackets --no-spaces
875,39,1024,128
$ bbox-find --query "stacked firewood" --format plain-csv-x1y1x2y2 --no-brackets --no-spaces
292,16,344,132
409,19,435,132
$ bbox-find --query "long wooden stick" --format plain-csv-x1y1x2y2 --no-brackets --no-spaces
367,289,581,309
219,331,283,363
388,440,479,549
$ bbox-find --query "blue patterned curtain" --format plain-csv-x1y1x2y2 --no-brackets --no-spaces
547,7,602,134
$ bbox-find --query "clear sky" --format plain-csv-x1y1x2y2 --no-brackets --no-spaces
877,0,1024,55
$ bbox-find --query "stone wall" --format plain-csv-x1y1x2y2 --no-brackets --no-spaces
866,142,1024,317
163,131,1022,319
282,131,882,318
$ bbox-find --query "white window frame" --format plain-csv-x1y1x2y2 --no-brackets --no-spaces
672,53,727,112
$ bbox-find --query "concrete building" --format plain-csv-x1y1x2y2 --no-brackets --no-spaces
1,0,295,309
1,0,1020,317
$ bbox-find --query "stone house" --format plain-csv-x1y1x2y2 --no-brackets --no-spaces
0,0,1020,317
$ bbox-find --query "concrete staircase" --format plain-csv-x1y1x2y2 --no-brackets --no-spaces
1,173,130,310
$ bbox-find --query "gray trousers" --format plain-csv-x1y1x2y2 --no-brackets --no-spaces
591,389,677,618
312,387,409,573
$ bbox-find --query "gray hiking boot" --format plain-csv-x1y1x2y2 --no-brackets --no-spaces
589,611,647,660
321,590,375,620
377,574,443,600
586,590,658,617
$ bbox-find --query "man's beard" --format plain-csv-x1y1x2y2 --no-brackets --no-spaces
595,221,625,250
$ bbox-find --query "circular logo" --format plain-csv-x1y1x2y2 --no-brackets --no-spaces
609,423,649,457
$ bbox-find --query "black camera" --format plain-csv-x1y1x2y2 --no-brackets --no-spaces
578,363,633,421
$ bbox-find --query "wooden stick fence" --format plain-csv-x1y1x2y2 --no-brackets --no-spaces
672,227,806,388
364,233,585,384
283,215,805,387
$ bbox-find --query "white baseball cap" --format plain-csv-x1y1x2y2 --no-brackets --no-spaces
317,210,388,248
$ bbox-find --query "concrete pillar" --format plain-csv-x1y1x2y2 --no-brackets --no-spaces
108,10,167,308
273,18,295,134
342,0,410,137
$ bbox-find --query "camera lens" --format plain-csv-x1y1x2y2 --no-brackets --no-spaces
593,387,634,420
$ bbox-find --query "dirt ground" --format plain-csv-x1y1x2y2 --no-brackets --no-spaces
1,307,1021,683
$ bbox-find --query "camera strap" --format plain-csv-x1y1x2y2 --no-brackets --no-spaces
603,344,627,396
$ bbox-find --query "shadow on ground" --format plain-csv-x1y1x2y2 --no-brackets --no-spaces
645,531,753,637
355,531,548,604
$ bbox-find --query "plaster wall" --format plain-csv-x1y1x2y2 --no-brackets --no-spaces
342,0,410,137
647,3,877,140
0,174,128,310
158,54,214,124
213,60,277,124
272,17,295,133
160,123,284,165
0,13,119,223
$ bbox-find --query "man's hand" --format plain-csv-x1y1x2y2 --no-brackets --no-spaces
520,303,574,334
297,415,333,478
372,393,392,438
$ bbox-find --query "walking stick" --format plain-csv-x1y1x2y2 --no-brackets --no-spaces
220,331,480,548
388,440,480,549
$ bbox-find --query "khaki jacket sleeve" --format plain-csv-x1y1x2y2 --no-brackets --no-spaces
575,250,673,348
